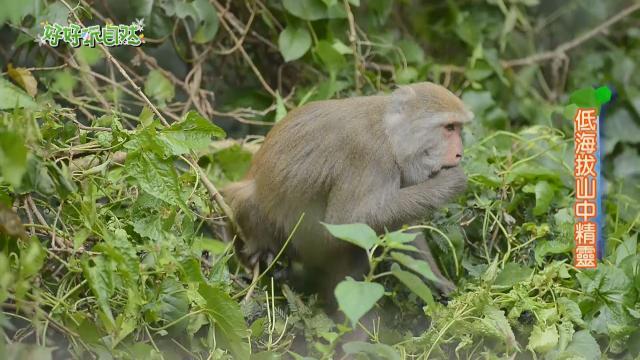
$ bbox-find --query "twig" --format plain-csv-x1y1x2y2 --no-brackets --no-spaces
0,64,67,75
194,165,245,241
212,0,277,97
214,4,256,55
60,0,170,126
344,0,361,93
51,202,63,249
26,195,75,249
23,198,35,237
502,2,640,68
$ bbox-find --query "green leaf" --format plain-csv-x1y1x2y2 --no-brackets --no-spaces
383,230,417,244
159,0,198,18
342,341,400,360
499,7,517,51
76,46,104,66
144,70,175,107
557,320,575,352
397,40,424,64
192,0,219,43
322,223,378,250
461,90,495,116
335,278,384,327
615,233,637,265
0,78,37,110
5,344,54,360
506,163,561,184
484,306,519,350
326,3,347,18
534,240,572,265
18,240,45,280
331,39,353,55
390,263,434,307
557,297,585,327
50,70,77,95
494,263,532,287
482,257,500,283
198,284,250,358
81,256,116,328
563,330,601,360
390,252,440,283
527,324,558,353
17,157,55,196
613,148,640,178
314,40,346,76
0,129,27,187
97,229,140,285
604,109,640,148
396,66,418,85
569,88,599,109
158,111,226,155
181,258,206,283
563,103,579,120
132,210,166,242
283,0,328,20
124,151,188,211
213,144,252,181
125,343,161,359
0,1,34,23
533,180,554,216
152,278,189,331
582,264,631,304
278,24,312,62
275,91,288,122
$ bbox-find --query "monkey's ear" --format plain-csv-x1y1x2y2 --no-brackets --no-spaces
388,85,416,114
465,109,475,122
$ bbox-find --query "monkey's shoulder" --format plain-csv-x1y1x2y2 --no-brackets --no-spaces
282,95,388,125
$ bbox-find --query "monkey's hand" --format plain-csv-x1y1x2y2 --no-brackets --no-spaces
362,166,467,228
432,166,467,194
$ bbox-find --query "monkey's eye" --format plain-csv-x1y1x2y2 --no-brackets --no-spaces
445,123,456,131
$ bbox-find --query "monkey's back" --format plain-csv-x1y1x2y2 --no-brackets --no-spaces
248,95,392,230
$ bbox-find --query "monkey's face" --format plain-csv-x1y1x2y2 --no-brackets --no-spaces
441,122,464,168
384,82,472,186
393,114,466,187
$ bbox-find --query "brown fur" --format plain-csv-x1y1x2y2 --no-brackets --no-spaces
223,82,471,298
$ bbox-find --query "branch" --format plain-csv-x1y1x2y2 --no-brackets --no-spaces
59,0,245,246
60,0,170,126
212,0,277,97
502,2,640,68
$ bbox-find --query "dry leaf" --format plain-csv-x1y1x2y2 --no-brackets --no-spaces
0,202,27,240
7,63,38,97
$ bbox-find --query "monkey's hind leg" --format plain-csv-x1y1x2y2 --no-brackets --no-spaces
410,231,456,296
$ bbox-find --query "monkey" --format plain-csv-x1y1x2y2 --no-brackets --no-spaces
223,82,472,301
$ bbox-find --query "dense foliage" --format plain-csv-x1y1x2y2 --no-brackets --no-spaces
1,0,639,359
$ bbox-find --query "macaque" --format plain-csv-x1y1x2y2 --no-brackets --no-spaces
223,82,472,299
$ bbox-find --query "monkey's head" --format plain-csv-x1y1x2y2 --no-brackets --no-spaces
383,82,473,186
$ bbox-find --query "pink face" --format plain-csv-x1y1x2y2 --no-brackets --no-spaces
442,122,464,167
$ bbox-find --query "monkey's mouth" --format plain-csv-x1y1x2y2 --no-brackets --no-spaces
429,164,457,178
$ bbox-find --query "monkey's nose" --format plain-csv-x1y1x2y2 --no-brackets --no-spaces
456,153,462,158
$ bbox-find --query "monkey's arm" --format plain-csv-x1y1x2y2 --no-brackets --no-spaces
366,166,467,228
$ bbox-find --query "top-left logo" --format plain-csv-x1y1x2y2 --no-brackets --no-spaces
36,18,145,48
